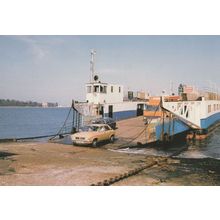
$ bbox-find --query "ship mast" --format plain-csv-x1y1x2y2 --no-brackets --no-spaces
90,49,96,82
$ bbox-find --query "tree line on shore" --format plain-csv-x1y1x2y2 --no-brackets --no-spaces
0,99,58,107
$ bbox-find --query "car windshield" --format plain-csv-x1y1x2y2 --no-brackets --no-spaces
79,125,100,132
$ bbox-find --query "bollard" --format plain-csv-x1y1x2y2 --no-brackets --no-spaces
109,178,115,184
103,180,110,186
114,176,120,181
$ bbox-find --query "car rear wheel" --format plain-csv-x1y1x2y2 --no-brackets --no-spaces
110,135,115,143
92,139,98,147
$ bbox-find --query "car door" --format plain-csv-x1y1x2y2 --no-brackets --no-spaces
97,126,107,141
103,125,113,139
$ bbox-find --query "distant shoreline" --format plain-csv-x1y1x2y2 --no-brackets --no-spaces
0,106,68,108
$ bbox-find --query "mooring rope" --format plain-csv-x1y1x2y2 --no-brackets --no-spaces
49,105,73,140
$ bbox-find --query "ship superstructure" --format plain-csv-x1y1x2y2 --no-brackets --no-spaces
162,97,220,130
75,50,147,124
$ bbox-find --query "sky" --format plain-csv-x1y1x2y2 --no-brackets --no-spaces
0,35,220,106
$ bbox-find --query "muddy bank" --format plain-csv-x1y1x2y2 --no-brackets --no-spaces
0,141,220,186
113,157,220,185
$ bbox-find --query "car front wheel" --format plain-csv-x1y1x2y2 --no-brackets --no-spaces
92,139,98,147
110,135,115,143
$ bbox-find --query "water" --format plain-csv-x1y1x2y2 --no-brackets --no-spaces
113,126,220,160
178,126,220,159
0,107,73,139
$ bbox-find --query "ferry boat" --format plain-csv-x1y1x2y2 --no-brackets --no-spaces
74,50,147,124
74,50,220,144
144,85,220,144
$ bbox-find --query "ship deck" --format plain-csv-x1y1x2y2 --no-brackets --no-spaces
101,116,160,149
104,116,148,149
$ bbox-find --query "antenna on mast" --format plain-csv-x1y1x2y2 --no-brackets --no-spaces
90,49,96,82
170,81,174,95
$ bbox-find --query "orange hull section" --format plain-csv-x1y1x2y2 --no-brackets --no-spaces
144,111,162,117
149,99,160,106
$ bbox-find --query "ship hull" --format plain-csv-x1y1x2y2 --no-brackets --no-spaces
153,112,220,144
201,111,220,129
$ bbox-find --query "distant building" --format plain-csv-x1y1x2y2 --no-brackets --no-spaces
178,84,184,96
178,84,199,101
137,91,150,100
42,102,48,108
42,102,58,107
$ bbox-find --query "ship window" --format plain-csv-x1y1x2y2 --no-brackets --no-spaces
100,86,107,94
208,105,211,113
184,105,187,113
181,108,183,115
104,86,107,93
100,86,103,93
87,86,92,93
119,87,121,93
111,86,113,93
94,85,99,93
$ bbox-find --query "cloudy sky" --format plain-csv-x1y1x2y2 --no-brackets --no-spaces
0,35,220,106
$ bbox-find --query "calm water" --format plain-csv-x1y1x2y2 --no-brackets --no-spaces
0,107,72,139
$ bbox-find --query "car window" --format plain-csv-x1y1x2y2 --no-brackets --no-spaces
99,126,106,132
104,126,110,130
93,126,100,131
79,126,90,132
80,125,99,132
